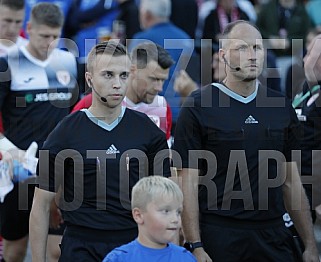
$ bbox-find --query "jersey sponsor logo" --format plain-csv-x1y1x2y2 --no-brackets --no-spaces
106,144,120,154
56,70,71,86
32,92,73,102
244,115,258,124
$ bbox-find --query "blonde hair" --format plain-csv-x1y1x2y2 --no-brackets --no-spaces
131,176,183,210
86,40,129,73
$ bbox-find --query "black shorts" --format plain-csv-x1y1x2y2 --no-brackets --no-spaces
200,214,299,262
59,225,138,262
0,179,35,240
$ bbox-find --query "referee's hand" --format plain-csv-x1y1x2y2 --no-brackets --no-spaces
193,247,212,262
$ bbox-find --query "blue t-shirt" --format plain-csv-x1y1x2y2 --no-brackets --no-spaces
103,239,196,262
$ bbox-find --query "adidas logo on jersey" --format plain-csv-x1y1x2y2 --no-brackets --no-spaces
244,115,258,124
106,144,120,154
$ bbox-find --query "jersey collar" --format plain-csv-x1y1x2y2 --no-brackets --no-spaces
81,106,126,131
212,81,259,104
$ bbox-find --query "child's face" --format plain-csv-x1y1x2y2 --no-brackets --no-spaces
138,194,183,249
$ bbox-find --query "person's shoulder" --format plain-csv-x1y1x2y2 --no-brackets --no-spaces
72,93,93,112
167,23,190,38
125,108,167,137
180,85,204,108
103,241,136,262
16,36,28,47
132,30,148,39
51,48,76,63
207,8,217,17
60,110,86,126
0,47,20,68
186,83,217,102
168,243,197,261
125,107,155,122
264,85,287,98
258,84,293,108
5,46,21,60
152,95,168,106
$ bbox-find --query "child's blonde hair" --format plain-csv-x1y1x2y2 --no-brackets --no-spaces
131,176,183,210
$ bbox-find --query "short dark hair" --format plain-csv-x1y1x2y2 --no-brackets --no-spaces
131,42,174,70
86,40,129,73
0,0,24,10
31,3,64,28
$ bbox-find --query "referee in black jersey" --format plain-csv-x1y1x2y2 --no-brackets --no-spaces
29,41,171,261
173,20,319,262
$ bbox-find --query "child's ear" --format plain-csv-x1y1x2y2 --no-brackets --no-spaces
132,207,144,225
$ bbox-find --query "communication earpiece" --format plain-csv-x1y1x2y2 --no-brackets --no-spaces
88,79,93,87
222,55,241,71
222,54,227,64
88,79,108,103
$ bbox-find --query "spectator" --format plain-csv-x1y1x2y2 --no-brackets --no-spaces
202,0,250,50
63,0,120,94
129,0,195,125
256,0,311,57
170,0,198,39
305,0,321,28
196,0,256,40
117,0,141,42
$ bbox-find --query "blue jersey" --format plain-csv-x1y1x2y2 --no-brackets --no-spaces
103,239,196,262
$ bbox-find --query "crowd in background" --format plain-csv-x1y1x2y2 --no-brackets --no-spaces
6,0,321,106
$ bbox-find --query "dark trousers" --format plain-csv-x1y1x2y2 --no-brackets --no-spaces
200,214,300,262
59,225,138,262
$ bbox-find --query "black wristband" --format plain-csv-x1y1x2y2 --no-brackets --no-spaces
183,241,203,252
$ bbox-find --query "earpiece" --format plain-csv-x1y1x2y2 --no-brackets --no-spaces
88,79,93,87
222,55,241,72
89,80,108,103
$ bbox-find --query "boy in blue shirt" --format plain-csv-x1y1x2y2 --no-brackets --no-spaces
103,176,196,262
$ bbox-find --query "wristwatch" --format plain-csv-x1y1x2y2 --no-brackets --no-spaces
183,241,203,252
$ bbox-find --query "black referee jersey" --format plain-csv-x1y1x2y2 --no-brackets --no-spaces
38,108,171,230
173,82,300,221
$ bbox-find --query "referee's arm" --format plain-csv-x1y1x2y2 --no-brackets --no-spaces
282,162,319,262
179,168,212,262
29,187,56,262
